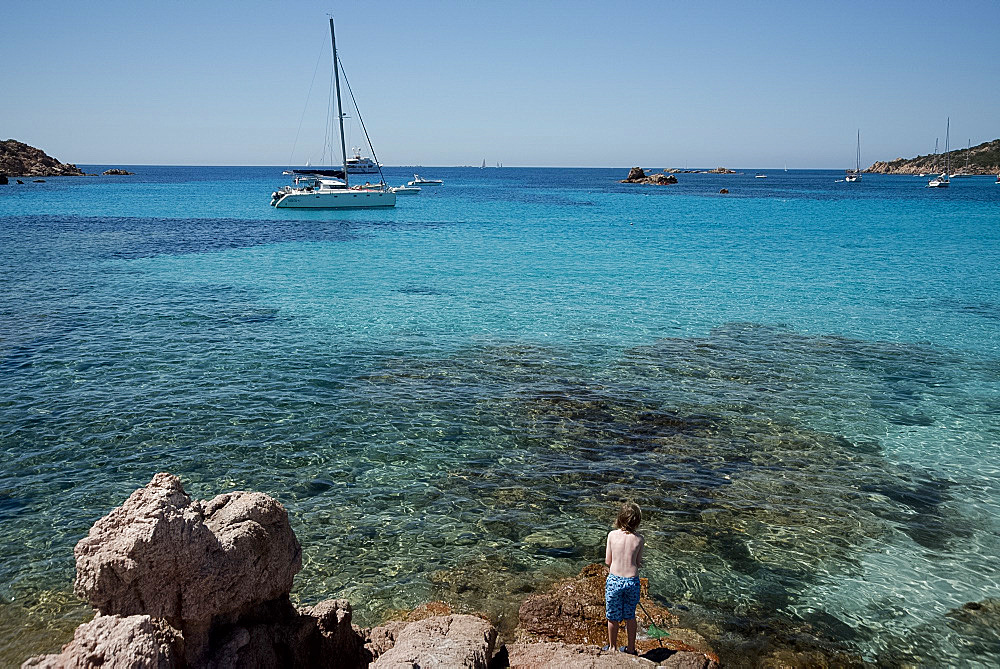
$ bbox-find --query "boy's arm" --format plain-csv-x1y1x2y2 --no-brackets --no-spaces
636,537,644,568
605,533,613,566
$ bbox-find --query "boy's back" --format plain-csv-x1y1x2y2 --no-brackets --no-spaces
606,528,643,578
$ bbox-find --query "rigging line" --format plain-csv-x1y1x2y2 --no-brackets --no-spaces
287,34,327,168
338,55,387,185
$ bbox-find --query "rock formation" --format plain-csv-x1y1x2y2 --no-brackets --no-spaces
866,138,1000,175
621,167,679,185
23,614,183,669
102,169,135,175
0,140,85,177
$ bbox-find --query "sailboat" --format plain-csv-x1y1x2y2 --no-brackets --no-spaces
845,130,862,182
481,159,486,169
927,119,951,188
271,17,395,208
952,140,972,177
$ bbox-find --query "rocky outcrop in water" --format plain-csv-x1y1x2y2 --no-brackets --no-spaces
866,138,1000,175
0,139,84,177
622,167,678,185
102,169,135,175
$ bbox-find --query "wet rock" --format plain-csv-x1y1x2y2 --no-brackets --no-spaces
102,169,135,175
719,188,729,194
516,563,717,661
0,174,7,185
22,614,183,668
369,614,497,668
73,472,302,663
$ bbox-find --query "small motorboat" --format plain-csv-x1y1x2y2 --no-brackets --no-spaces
390,185,421,194
927,173,950,188
408,174,443,186
994,174,1000,184
754,174,767,179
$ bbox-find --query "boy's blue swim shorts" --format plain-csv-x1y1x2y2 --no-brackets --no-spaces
605,573,641,621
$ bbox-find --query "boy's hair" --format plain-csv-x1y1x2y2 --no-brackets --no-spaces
616,502,642,533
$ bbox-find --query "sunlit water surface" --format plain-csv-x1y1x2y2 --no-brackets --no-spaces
1,167,999,665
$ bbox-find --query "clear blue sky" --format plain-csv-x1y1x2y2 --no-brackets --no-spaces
2,0,998,168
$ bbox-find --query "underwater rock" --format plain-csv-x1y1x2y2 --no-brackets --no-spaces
22,614,183,668
369,615,497,668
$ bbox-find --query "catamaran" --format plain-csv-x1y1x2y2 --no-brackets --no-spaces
271,18,395,209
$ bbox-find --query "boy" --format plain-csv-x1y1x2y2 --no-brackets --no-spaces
604,501,644,655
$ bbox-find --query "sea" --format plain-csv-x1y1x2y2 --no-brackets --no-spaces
1,167,998,666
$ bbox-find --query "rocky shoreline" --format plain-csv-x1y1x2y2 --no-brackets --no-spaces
0,139,84,177
865,138,1000,175
23,474,720,668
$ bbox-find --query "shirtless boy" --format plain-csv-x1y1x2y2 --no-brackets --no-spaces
604,501,644,654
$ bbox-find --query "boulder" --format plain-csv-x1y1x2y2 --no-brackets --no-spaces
719,189,729,194
73,472,302,662
370,615,496,669
625,167,646,181
22,614,183,669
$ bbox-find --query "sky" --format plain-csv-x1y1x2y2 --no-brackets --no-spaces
2,0,998,168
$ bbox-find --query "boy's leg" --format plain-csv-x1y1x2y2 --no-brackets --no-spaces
625,617,637,652
607,619,619,650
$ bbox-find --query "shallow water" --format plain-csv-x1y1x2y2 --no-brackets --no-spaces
1,167,999,665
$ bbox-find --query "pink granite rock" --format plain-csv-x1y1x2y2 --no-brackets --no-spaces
504,641,720,668
72,473,302,661
22,614,182,669
370,615,496,669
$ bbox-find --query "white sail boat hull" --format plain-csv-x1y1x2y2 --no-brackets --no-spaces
274,190,396,208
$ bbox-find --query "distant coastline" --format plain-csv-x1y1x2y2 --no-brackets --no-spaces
866,138,1000,175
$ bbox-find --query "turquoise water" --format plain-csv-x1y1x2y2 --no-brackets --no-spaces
2,167,999,665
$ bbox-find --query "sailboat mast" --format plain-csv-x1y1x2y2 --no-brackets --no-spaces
945,118,950,175
856,129,861,173
330,17,349,186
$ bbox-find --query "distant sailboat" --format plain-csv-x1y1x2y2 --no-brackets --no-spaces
927,119,951,188
845,130,862,182
952,140,972,177
481,159,486,169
